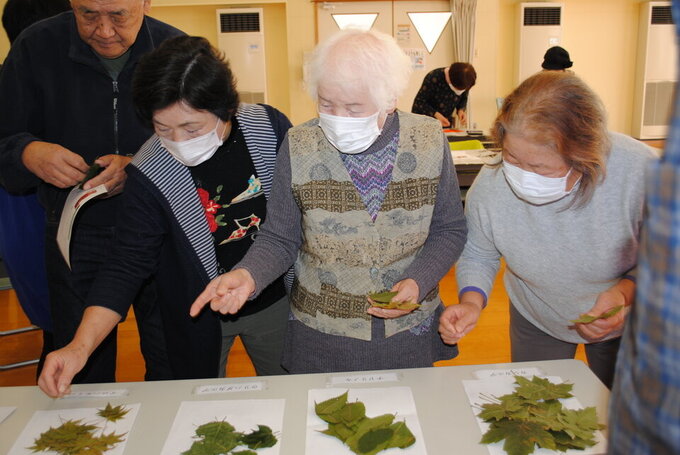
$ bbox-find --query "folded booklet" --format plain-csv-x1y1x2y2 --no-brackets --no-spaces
56,165,108,268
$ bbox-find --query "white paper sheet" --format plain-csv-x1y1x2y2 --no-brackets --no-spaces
161,399,285,455
7,403,140,455
473,367,545,379
462,376,607,455
56,183,108,268
451,149,501,165
0,406,15,424
306,387,427,455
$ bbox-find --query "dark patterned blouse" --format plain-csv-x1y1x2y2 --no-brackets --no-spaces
411,67,469,126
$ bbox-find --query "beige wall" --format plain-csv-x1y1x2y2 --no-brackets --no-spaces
150,2,291,117
0,0,655,133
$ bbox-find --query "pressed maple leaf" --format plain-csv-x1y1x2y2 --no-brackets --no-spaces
478,376,605,455
29,418,125,455
481,419,556,455
96,403,130,423
514,376,573,401
478,394,527,421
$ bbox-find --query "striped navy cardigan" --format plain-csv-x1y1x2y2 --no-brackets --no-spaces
86,103,292,379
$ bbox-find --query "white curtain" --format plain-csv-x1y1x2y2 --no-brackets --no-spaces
450,0,477,63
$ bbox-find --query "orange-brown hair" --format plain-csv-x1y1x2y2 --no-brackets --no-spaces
492,71,610,206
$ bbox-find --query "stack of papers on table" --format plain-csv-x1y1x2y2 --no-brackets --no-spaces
450,140,501,165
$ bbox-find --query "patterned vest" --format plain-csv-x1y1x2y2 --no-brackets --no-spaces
288,111,444,340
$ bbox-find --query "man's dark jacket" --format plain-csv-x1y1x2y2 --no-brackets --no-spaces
0,11,184,226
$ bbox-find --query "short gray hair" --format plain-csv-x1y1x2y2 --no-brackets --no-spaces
304,28,412,112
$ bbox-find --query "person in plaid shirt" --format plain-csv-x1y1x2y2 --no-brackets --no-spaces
607,1,680,452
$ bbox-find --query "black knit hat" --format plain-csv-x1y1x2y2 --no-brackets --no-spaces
541,46,573,70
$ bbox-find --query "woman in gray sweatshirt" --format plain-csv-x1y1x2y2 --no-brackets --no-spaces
439,71,656,388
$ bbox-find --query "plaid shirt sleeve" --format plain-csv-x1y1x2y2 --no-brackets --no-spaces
607,2,680,453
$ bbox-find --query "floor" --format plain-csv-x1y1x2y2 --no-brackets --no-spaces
0,263,587,387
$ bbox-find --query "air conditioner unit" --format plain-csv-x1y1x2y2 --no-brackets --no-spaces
516,2,563,84
216,8,267,104
632,1,676,140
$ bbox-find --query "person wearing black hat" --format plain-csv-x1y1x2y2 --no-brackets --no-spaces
542,46,573,71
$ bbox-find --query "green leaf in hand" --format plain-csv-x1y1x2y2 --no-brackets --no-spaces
571,305,624,324
368,291,420,310
368,291,398,303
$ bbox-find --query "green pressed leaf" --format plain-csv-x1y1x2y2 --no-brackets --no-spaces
195,420,236,437
322,422,354,442
345,414,396,453
315,391,349,422
370,301,421,311
525,399,563,429
368,291,398,303
96,403,130,423
481,419,554,455
368,291,420,310
514,376,573,401
357,428,394,454
241,425,277,449
183,419,276,455
339,401,366,426
571,305,624,324
550,430,597,451
388,421,416,449
478,376,605,455
478,395,526,421
28,418,125,455
315,392,415,455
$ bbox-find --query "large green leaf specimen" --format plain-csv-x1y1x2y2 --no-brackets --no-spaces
182,420,277,455
477,376,605,455
315,391,416,455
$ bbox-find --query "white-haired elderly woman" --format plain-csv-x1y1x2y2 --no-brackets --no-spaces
190,29,467,373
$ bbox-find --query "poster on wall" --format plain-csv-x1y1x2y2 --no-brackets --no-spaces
403,48,426,71
396,23,411,43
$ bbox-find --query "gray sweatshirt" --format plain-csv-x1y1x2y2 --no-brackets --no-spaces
456,132,656,343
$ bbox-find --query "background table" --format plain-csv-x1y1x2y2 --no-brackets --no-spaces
0,359,609,454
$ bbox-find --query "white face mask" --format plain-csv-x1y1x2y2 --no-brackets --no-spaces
160,119,225,167
502,160,578,205
318,111,381,155
449,83,465,96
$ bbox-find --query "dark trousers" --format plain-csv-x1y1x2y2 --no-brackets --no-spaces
509,303,621,388
45,221,172,383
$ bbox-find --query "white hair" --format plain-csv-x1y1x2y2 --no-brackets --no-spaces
304,28,412,112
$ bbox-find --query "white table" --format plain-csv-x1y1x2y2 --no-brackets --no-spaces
0,359,609,454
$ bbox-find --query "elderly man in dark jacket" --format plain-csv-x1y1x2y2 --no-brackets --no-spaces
0,0,184,384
